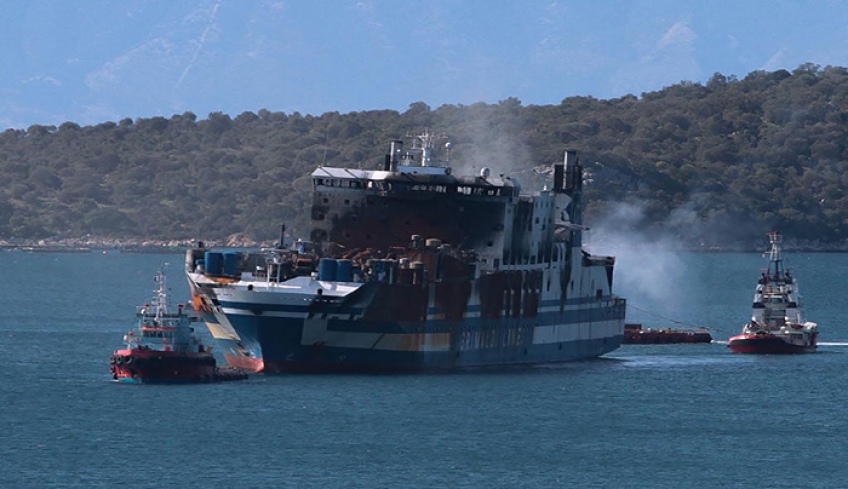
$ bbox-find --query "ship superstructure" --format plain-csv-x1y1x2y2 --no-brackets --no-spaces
185,131,626,372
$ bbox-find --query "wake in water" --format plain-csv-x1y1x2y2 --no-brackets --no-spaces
710,339,848,346
616,355,742,368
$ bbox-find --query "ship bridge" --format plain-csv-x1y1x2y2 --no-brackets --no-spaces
312,167,518,196
310,164,520,255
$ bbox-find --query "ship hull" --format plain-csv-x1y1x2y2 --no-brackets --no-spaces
190,281,626,374
727,334,816,354
213,334,622,373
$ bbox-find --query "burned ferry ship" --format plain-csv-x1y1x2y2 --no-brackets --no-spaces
185,131,626,373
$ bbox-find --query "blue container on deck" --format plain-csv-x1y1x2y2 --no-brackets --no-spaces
336,259,353,282
205,252,223,276
222,252,239,277
318,258,337,281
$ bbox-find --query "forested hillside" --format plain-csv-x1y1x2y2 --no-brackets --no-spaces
2,63,848,249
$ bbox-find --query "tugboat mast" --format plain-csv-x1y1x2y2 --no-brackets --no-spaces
153,267,171,323
766,231,784,279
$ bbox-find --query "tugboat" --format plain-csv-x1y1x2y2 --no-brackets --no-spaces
728,232,818,354
110,267,248,383
623,323,712,344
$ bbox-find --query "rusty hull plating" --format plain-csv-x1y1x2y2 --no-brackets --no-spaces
186,130,627,373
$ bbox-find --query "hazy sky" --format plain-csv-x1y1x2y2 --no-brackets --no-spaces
3,0,848,130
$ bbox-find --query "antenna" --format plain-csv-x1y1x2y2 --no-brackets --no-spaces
404,128,448,167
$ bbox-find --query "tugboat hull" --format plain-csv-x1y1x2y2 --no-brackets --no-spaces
623,323,712,344
110,351,217,383
727,334,816,354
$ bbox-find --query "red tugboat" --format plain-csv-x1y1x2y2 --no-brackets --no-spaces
728,232,818,354
109,268,247,383
623,323,712,344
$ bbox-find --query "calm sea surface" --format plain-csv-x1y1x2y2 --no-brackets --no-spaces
1,250,847,488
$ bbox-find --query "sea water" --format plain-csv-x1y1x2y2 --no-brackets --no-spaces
1,250,847,489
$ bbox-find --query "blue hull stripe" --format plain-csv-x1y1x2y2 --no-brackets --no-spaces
220,303,624,335
217,295,618,316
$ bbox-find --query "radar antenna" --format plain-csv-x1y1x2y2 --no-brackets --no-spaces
405,128,448,166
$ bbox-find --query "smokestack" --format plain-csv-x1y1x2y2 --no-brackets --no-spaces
278,223,286,249
553,161,564,193
390,140,403,171
563,150,581,194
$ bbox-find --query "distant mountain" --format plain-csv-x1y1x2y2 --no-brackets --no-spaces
5,1,848,131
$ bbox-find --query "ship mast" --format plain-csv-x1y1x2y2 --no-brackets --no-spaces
405,128,447,167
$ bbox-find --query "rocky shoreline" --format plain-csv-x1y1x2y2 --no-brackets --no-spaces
0,236,277,253
2,235,848,253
